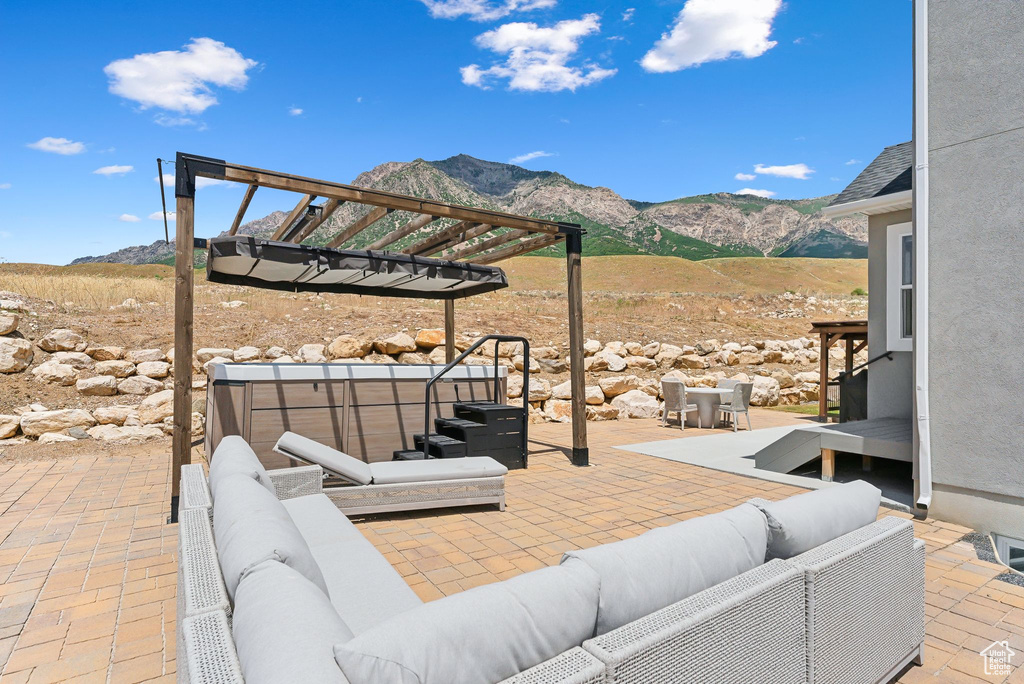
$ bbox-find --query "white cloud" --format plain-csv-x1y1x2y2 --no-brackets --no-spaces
27,137,86,155
734,172,756,181
509,150,555,164
845,158,861,165
149,211,176,221
419,0,556,21
830,177,841,181
153,114,199,127
736,188,775,198
641,0,782,73
93,165,134,176
0,183,10,190
461,14,616,92
155,173,226,189
622,8,635,22
288,106,303,116
753,162,814,179
119,214,141,222
104,38,257,114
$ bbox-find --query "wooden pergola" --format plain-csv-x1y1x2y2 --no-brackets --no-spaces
170,153,588,519
809,319,868,421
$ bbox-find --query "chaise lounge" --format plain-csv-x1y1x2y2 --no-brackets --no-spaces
268,431,508,515
177,437,925,684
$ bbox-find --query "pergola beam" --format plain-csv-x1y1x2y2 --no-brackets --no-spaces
325,205,390,248
442,228,529,261
470,233,562,264
289,198,344,243
365,213,437,251
271,194,316,241
228,184,257,236
422,223,498,257
403,221,481,256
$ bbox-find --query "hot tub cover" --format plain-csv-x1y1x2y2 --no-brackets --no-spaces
206,236,508,299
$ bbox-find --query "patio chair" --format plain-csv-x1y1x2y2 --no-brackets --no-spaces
716,377,740,390
717,382,753,432
661,378,699,429
271,431,507,515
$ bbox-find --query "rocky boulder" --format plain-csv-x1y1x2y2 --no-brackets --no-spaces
39,432,77,444
610,390,660,419
398,352,426,364
327,335,372,359
582,339,602,355
202,356,233,373
507,374,523,399
118,375,164,396
32,361,78,385
233,346,262,363
95,360,136,378
86,345,124,361
625,355,657,370
586,404,619,421
127,349,166,364
0,337,33,373
39,329,85,352
76,375,118,396
265,346,290,359
296,344,326,364
678,354,710,370
138,390,174,424
137,361,170,378
771,370,795,389
695,339,720,355
94,406,136,426
526,378,552,402
737,351,765,365
542,399,572,423
196,348,234,364
0,313,18,336
87,424,164,443
750,376,781,407
51,351,94,369
0,415,19,439
414,329,445,349
655,344,683,367
20,409,96,437
598,375,642,398
375,333,417,355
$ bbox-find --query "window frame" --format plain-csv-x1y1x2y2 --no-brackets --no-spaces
886,222,913,352
994,533,1024,573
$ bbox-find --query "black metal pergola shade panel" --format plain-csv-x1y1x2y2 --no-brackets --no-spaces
205,236,509,299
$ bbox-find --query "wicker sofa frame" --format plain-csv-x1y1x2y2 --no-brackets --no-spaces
178,465,925,684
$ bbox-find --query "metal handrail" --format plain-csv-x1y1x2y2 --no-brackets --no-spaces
837,350,893,381
422,334,530,460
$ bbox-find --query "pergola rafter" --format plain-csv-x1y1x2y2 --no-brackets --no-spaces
169,152,589,521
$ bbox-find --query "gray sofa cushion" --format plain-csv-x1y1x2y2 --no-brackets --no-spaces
334,558,600,684
209,435,276,501
233,560,353,684
562,503,768,635
213,474,330,600
281,493,365,549
368,456,507,485
753,480,881,560
275,432,372,485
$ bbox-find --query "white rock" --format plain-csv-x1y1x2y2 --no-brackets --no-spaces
203,356,233,373
265,346,290,360
39,432,77,444
138,390,175,425
39,329,85,352
271,355,296,364
296,344,326,364
542,399,572,423
87,424,164,443
641,342,661,358
0,415,19,439
722,342,742,353
610,390,661,419
598,375,642,398
327,335,372,359
678,354,709,370
427,347,447,364
737,351,765,365
582,339,602,356
695,339,720,355
712,350,738,367
375,333,417,355
750,376,781,407
127,348,166,364
220,300,247,308
398,352,426,365
137,361,170,378
655,344,683,367
93,406,135,426
233,346,261,363
196,348,234,364
771,370,795,389
527,377,552,402
50,351,93,369
20,409,96,437
118,375,164,395
95,359,136,378
0,337,33,373
794,371,820,384
85,345,123,361
507,374,523,399
32,361,78,385
586,404,619,421
0,313,18,335
625,355,657,371
595,351,626,372
76,375,118,396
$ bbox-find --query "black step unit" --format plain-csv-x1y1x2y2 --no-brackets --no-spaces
393,449,428,461
413,433,468,459
451,402,527,470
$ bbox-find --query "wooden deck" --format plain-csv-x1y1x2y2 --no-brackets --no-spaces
0,414,1021,683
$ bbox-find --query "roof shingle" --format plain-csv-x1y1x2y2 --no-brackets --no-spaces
829,141,912,207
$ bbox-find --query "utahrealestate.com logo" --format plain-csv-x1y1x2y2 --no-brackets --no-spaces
981,640,1015,676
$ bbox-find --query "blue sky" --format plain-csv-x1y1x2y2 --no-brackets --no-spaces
0,0,911,265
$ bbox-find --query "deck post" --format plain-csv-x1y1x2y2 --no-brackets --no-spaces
565,231,588,466
444,299,456,364
821,448,836,482
171,154,195,523
818,331,829,421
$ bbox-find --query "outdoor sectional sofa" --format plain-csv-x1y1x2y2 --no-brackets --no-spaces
177,437,925,684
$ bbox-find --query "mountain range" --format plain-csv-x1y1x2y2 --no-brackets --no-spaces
72,154,866,265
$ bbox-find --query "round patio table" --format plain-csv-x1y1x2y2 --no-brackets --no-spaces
684,387,734,428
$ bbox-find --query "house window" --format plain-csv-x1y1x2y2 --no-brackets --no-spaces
994,534,1024,572
886,222,913,352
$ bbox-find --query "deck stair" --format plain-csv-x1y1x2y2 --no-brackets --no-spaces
394,401,527,469
755,417,913,480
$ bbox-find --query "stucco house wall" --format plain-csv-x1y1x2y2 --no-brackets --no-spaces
925,0,1024,535
867,209,913,420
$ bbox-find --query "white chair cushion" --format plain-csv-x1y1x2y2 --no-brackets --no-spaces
281,494,364,549
213,474,330,600
334,558,600,684
562,503,768,635
275,432,373,485
233,560,353,684
753,480,881,560
208,436,276,502
368,456,507,485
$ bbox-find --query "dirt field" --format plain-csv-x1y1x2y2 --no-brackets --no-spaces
0,256,867,416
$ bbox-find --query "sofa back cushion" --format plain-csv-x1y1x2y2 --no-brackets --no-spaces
209,436,276,501
562,503,768,635
334,558,600,684
752,480,881,560
213,473,329,600
233,560,353,684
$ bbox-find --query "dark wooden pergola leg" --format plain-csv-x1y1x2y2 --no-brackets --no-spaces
845,337,855,374
444,299,455,364
565,233,588,466
818,331,829,421
171,193,195,523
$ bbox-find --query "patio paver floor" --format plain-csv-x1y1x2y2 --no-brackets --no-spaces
0,409,1022,682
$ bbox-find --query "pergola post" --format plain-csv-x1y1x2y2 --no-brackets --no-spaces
565,232,588,466
818,330,829,421
444,299,456,364
171,156,196,523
